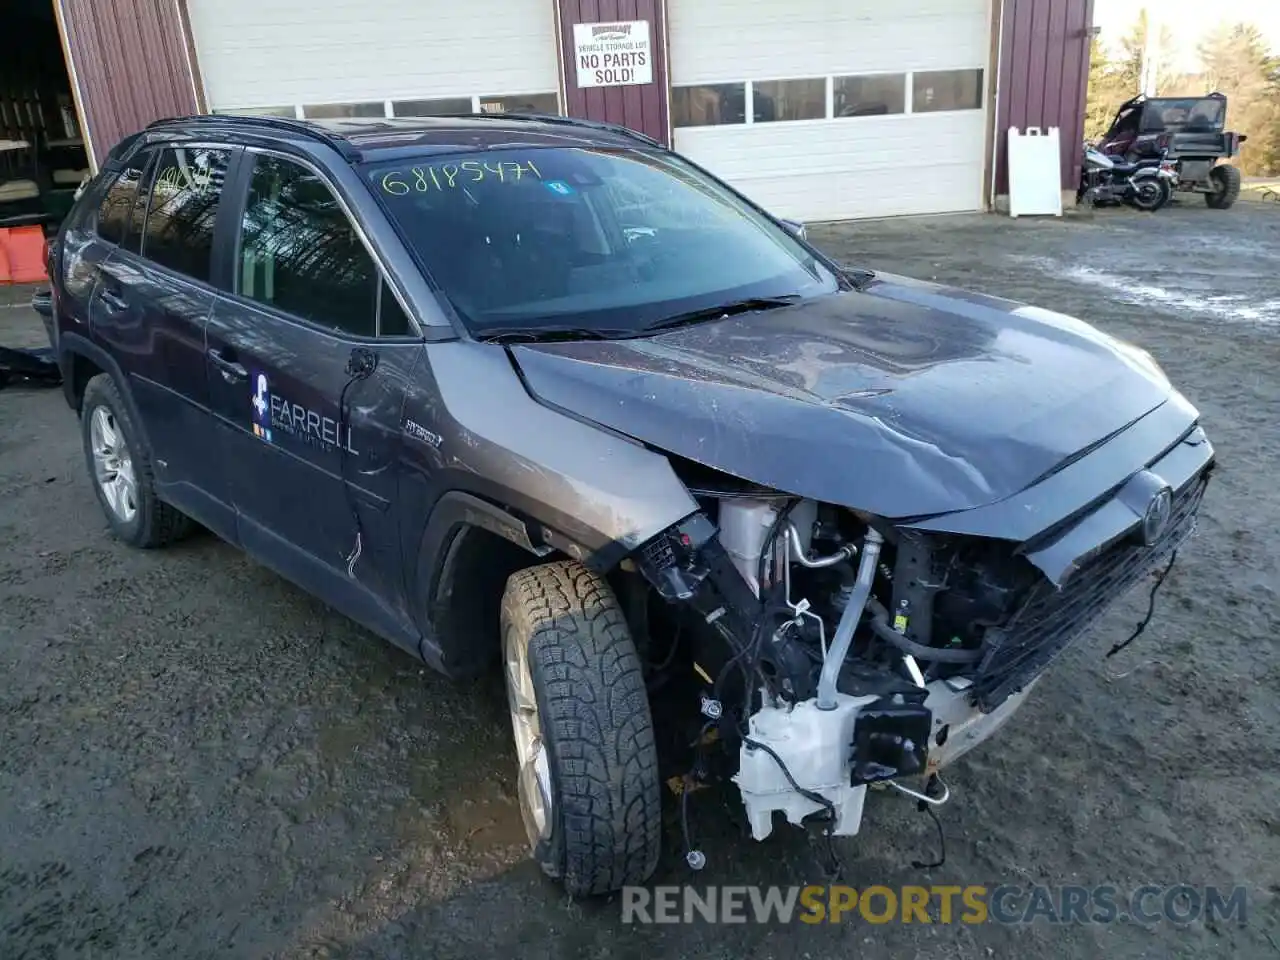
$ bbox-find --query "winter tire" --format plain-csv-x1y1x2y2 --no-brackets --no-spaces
500,560,661,896
81,374,192,548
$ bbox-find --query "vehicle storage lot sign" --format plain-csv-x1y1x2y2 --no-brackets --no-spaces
573,20,652,88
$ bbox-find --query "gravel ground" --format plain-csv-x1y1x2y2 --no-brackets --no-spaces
2,201,1278,959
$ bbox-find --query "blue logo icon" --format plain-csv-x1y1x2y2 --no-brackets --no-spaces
545,180,574,196
251,371,272,442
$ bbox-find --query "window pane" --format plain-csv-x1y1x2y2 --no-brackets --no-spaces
479,93,559,115
96,158,147,246
214,106,294,118
912,69,983,113
671,84,746,127
392,97,473,117
753,79,825,123
378,279,412,336
239,155,378,337
302,102,384,119
142,147,230,283
834,74,905,117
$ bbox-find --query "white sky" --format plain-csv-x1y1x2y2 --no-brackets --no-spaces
1093,0,1280,70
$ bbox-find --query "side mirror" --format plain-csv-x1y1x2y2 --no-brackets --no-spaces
779,218,807,240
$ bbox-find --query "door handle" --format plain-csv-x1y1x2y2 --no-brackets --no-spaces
209,349,248,382
99,288,128,312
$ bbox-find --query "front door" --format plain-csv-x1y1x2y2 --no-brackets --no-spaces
204,150,424,650
555,0,671,145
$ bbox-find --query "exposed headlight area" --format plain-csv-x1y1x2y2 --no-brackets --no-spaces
631,453,1213,850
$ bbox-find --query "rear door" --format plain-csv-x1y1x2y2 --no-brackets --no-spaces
91,143,240,544
205,149,424,648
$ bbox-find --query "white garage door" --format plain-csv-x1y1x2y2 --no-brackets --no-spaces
186,0,562,120
668,0,992,221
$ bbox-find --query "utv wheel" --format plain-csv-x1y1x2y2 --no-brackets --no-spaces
1204,165,1241,209
500,560,661,896
81,374,191,548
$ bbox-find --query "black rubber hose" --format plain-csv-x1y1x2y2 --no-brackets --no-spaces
865,598,983,664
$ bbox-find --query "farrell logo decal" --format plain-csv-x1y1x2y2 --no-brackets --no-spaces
251,372,272,442
250,372,357,454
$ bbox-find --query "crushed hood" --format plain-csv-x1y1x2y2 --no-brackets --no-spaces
509,274,1175,520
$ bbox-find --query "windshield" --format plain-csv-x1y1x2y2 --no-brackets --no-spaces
1141,98,1225,133
363,147,839,336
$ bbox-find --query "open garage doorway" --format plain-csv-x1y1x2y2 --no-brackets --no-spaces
0,0,89,232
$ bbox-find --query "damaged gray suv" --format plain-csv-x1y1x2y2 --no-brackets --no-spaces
47,114,1214,897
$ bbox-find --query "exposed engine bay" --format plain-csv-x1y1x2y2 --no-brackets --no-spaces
630,465,1208,852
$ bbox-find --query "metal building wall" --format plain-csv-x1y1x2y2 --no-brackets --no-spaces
55,0,201,169
993,0,1094,196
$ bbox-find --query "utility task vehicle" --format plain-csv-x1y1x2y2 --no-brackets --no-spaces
1097,92,1246,208
42,114,1214,897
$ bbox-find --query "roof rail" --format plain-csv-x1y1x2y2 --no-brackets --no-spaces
145,114,361,161
441,112,664,149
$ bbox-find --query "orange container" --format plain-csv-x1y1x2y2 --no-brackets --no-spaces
0,226,47,283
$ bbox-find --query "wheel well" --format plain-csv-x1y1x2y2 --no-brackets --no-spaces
67,351,104,413
429,523,551,677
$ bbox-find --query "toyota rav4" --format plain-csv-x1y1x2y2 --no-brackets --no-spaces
43,114,1214,897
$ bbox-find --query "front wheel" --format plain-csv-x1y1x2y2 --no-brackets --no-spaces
1204,164,1241,209
1127,177,1172,211
500,560,662,896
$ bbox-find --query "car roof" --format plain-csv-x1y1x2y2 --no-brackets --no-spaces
142,113,659,163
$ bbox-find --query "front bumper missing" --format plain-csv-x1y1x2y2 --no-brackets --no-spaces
734,680,1033,841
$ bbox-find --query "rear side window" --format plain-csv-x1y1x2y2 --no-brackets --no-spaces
141,146,232,283
238,154,397,337
96,158,149,246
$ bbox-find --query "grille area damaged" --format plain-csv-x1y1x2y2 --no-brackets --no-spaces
631,455,1213,858
971,475,1209,710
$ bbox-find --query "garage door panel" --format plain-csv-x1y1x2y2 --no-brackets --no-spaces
188,0,559,110
668,0,990,220
677,112,986,220
670,0,989,84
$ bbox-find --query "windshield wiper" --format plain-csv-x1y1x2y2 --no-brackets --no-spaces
844,267,876,290
477,326,630,344
643,295,802,333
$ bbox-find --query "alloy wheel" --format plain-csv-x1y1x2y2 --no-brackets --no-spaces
89,405,138,524
502,628,553,851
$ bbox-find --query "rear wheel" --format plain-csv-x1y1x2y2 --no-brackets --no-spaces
81,374,191,548
1128,177,1171,211
1205,165,1241,209
500,560,661,896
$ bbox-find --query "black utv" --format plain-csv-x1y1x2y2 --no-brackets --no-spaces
1097,92,1246,208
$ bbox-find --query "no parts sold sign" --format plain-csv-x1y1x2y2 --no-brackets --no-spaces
573,20,653,88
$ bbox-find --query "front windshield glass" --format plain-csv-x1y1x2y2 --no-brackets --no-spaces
1141,97,1225,133
363,147,839,335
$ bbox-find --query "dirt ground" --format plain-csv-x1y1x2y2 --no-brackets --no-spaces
2,201,1278,959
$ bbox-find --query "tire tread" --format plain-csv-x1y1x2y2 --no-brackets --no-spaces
501,560,661,896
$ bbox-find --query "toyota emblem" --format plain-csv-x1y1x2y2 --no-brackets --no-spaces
1141,487,1173,546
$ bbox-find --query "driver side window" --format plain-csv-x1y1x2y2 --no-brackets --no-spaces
238,155,410,337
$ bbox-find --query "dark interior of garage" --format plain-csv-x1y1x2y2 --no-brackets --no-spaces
1,0,89,231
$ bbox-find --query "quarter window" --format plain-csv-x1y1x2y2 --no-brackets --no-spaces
141,146,230,283
239,155,402,337
912,69,984,113
96,157,149,247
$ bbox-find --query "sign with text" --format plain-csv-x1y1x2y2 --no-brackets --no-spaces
573,20,652,88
